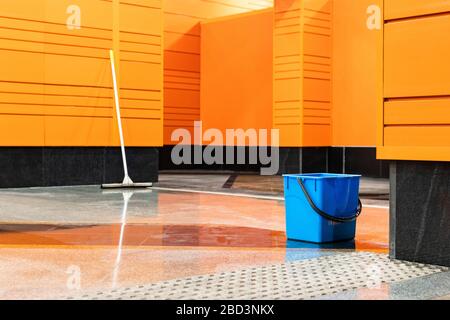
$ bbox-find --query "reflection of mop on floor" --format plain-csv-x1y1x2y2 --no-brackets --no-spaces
102,49,152,189
104,189,152,289
111,191,132,289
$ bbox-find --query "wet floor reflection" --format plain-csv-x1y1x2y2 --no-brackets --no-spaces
0,223,287,248
0,221,385,252
110,191,133,288
0,186,388,252
286,239,356,250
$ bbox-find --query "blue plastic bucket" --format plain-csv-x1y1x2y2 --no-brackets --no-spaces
283,173,362,243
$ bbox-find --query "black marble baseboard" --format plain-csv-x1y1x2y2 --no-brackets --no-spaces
0,147,159,188
160,146,388,178
160,146,328,174
278,147,328,174
390,161,450,267
159,146,265,172
328,147,389,178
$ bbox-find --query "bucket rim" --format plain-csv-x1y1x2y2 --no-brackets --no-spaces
283,173,361,179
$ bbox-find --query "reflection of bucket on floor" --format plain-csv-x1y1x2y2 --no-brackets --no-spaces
285,240,356,263
286,239,356,250
283,174,362,244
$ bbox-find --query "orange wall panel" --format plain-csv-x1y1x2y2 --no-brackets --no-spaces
385,0,450,20
379,0,450,161
385,98,450,125
163,0,274,145
44,116,111,146
384,126,450,147
332,0,382,147
1,0,276,147
384,14,450,98
0,0,163,147
0,115,45,146
200,9,273,146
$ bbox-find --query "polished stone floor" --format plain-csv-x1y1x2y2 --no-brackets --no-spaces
156,173,390,207
0,173,447,300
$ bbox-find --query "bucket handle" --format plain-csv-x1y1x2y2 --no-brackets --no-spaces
297,178,362,223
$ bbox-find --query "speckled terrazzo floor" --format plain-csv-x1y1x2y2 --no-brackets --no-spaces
0,173,444,300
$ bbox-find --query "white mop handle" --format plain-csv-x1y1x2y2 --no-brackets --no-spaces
109,49,130,179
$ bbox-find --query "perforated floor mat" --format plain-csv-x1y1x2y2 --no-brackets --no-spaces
67,252,447,300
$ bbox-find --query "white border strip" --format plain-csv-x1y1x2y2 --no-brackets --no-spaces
152,187,389,209
152,187,284,201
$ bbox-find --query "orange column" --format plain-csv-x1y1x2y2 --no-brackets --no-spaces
273,0,332,147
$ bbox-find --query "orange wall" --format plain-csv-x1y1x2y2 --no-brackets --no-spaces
0,0,164,147
200,9,273,146
163,0,274,145
0,0,394,151
332,0,382,147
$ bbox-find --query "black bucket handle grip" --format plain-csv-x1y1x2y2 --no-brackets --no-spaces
297,178,362,223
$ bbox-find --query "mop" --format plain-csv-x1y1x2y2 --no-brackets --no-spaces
101,49,153,189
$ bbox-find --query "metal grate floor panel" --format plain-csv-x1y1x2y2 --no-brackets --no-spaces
67,252,448,300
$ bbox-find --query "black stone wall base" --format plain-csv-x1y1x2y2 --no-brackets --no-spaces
328,147,389,178
278,147,328,174
159,146,388,178
390,161,450,267
0,147,158,188
159,146,264,172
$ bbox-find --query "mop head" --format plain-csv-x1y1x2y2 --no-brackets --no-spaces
101,182,153,189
